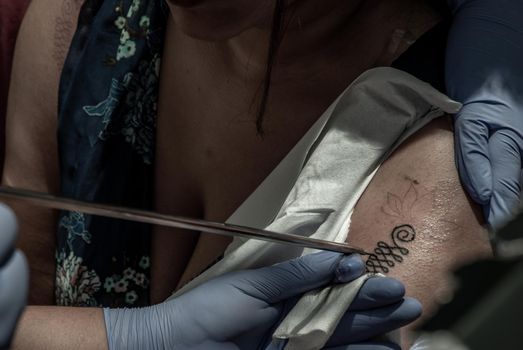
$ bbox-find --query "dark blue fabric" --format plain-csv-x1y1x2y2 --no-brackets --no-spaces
56,0,167,307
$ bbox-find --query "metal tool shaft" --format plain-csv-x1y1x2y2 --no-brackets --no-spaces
0,186,366,255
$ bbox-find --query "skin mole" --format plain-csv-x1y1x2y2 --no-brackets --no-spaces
404,175,419,185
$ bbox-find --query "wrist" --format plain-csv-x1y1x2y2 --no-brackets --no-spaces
103,302,182,350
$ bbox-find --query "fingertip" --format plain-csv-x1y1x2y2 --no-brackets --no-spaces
0,203,17,237
401,297,423,321
488,184,522,230
335,254,365,283
309,250,343,262
453,118,493,204
299,251,343,273
471,187,492,204
488,201,516,231
457,160,492,204
251,251,344,303
0,204,18,266
367,277,406,299
350,277,405,310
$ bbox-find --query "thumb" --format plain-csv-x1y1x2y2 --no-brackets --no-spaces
0,251,29,349
454,110,492,204
0,204,18,267
235,252,364,304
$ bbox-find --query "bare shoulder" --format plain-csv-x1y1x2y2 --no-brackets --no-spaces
3,0,84,305
4,0,84,190
348,117,492,332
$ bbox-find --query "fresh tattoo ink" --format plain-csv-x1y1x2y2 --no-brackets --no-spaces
363,224,416,274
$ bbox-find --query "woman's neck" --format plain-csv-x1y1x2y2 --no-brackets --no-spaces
165,0,440,92
226,0,365,69
217,0,425,83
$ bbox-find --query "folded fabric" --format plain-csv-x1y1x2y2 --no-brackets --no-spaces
171,67,461,350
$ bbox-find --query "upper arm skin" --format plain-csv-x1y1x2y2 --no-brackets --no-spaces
348,117,492,341
3,0,83,304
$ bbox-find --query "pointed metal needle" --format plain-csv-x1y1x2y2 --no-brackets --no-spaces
0,186,367,255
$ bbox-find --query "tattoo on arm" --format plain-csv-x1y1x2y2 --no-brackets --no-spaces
363,224,416,273
359,178,485,274
361,180,423,273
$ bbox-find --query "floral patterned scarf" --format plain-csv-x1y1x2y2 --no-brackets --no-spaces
56,0,167,307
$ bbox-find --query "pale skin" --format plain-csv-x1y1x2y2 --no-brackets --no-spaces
4,0,491,348
349,118,492,346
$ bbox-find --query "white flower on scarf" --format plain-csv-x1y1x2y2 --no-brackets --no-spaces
139,256,150,269
55,252,101,306
133,272,148,287
114,279,129,293
120,29,130,44
125,291,139,304
139,15,150,28
117,40,136,61
115,16,126,29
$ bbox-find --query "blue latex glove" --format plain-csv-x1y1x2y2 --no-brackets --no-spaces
0,204,29,349
446,0,523,229
104,252,421,350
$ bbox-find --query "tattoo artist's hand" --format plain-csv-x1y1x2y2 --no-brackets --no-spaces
446,0,523,229
0,204,29,349
104,252,421,350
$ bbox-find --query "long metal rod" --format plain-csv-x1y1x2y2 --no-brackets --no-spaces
0,186,367,255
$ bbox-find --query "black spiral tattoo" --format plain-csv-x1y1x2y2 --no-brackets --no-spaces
363,224,416,274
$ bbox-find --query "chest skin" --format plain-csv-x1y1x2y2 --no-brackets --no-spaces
151,1,440,300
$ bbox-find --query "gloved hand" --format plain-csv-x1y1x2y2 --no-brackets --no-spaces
446,0,523,229
105,252,421,350
0,204,29,349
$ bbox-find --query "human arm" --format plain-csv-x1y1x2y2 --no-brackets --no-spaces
12,252,419,350
445,0,523,229
2,0,84,304
347,118,493,347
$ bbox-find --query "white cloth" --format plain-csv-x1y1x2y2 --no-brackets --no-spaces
170,67,461,350
411,333,470,350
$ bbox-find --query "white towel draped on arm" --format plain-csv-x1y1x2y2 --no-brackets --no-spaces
170,68,461,350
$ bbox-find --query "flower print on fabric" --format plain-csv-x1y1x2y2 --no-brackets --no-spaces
139,256,150,269
112,0,152,61
119,55,159,164
83,78,127,146
101,256,150,305
83,55,160,164
59,211,92,250
134,272,148,287
55,251,101,306
56,0,167,307
125,290,139,304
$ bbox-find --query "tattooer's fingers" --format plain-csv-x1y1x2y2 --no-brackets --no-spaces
0,251,29,349
454,113,492,205
487,130,522,229
242,252,364,304
326,297,422,346
349,277,405,311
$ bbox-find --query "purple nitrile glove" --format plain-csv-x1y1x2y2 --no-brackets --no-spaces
447,0,523,230
0,204,29,349
104,252,421,349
